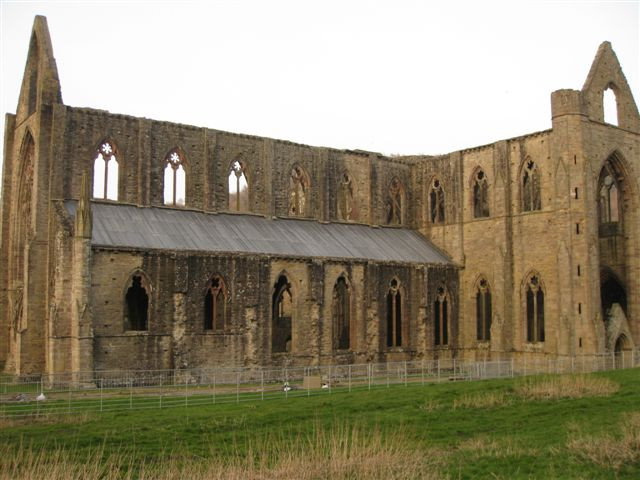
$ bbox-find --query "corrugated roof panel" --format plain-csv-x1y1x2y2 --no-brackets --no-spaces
64,201,452,265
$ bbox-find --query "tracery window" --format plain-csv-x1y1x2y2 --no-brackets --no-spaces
228,160,249,212
525,274,545,343
522,159,541,212
476,278,492,341
333,276,351,350
472,169,489,218
386,279,403,347
204,276,227,331
337,172,356,221
598,164,620,225
434,286,449,346
386,177,404,225
163,149,186,206
272,275,293,353
125,274,149,331
430,178,445,223
289,165,310,216
93,141,119,200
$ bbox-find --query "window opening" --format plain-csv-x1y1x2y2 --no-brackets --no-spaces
598,167,620,226
228,160,249,212
473,170,490,218
525,275,544,342
430,179,445,223
386,177,404,225
93,141,118,200
204,276,227,331
164,149,186,206
337,172,356,221
125,275,149,331
522,160,541,211
333,277,351,350
603,87,618,126
434,286,449,346
386,278,402,347
272,275,293,352
476,278,492,341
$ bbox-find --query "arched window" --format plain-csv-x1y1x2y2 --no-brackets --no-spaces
434,286,449,346
125,274,149,331
598,164,620,225
476,278,492,341
603,86,618,126
164,149,186,206
429,178,445,224
333,276,351,350
522,159,541,212
272,275,292,353
472,169,489,218
386,177,404,225
525,274,544,343
228,160,249,212
337,172,356,221
289,165,310,216
386,278,402,347
93,141,118,200
204,276,227,331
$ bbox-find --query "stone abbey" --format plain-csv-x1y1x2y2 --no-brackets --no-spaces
1,17,639,375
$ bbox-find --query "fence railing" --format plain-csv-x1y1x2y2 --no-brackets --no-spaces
1,350,638,419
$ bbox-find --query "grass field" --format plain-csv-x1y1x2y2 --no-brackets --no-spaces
1,368,639,479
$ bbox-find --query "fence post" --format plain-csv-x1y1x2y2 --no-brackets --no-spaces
213,372,216,404
368,363,371,390
159,376,162,409
100,380,104,412
68,380,72,414
348,365,352,393
404,361,408,387
421,359,425,385
184,375,188,407
237,371,240,403
130,379,133,410
511,358,514,377
261,370,264,401
437,359,440,382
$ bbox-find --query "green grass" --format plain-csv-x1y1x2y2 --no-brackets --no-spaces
1,368,639,479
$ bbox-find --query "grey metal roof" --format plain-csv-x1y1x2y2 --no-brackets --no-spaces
64,201,452,265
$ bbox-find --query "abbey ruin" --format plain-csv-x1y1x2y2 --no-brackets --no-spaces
1,17,638,375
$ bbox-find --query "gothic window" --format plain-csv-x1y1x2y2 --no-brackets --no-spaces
93,141,119,201
228,160,249,212
603,86,618,126
525,274,544,343
434,286,449,346
429,178,445,223
472,169,490,218
272,275,293,353
333,276,351,350
476,278,492,341
386,278,402,347
337,172,356,221
125,274,149,331
164,149,186,206
13,133,35,283
289,165,310,216
522,159,541,212
204,276,227,331
386,177,404,225
598,164,620,225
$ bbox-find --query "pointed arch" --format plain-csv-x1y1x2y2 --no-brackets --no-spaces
288,164,311,217
429,177,445,224
603,84,618,126
92,138,119,201
386,177,404,225
522,271,545,343
228,158,250,212
471,168,490,218
332,275,352,350
272,274,293,353
386,277,403,347
337,171,357,221
124,270,151,331
474,275,492,341
600,267,627,316
521,157,541,212
163,147,187,206
434,284,450,346
204,274,228,331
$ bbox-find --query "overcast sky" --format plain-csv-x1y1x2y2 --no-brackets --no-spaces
1,0,638,186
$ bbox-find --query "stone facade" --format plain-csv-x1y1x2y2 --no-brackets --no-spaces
1,17,638,375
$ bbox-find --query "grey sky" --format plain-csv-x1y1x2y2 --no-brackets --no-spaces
1,0,638,190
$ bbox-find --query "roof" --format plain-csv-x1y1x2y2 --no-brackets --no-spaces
64,201,453,265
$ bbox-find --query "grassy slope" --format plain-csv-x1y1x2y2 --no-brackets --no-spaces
1,368,639,479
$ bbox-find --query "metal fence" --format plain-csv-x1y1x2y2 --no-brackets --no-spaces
1,350,638,419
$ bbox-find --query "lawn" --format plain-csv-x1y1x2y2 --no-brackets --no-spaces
1,368,638,479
